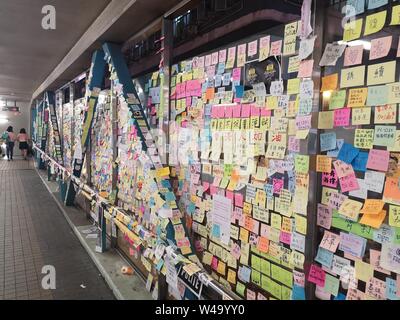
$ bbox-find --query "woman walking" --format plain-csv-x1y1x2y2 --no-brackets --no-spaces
17,128,29,160
2,126,16,161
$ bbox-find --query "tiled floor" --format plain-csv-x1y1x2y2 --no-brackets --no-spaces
0,157,115,300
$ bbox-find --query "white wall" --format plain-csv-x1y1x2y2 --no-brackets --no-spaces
0,102,30,136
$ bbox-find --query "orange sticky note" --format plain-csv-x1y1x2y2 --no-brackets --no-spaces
360,199,385,215
257,236,269,253
316,155,332,173
383,177,400,202
206,87,215,100
321,73,338,92
360,210,386,229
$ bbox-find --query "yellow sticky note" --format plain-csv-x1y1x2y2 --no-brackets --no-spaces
355,259,374,282
354,128,374,149
295,214,307,235
387,82,400,104
360,210,386,229
271,212,282,229
156,166,170,177
266,96,278,110
389,204,400,227
343,18,363,41
316,155,332,173
374,104,396,124
318,111,334,129
340,66,365,88
367,61,396,86
390,5,400,25
217,261,226,275
287,78,300,95
352,107,371,125
227,269,236,284
338,198,363,221
348,88,368,107
364,11,387,36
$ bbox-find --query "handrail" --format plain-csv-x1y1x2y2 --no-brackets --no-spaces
33,143,240,300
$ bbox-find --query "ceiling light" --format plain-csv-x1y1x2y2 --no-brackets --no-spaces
0,118,9,124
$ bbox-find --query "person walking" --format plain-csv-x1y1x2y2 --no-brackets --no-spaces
17,128,29,160
2,126,16,161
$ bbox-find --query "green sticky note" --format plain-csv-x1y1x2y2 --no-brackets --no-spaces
295,154,309,174
251,254,261,271
266,276,282,300
271,264,293,288
393,227,400,244
329,90,347,110
281,285,292,300
251,269,261,286
236,281,246,297
324,274,340,297
373,125,396,147
260,259,271,276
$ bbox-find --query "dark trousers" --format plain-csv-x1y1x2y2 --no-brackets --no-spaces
6,142,14,159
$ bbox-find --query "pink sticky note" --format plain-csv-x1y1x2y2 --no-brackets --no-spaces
226,190,234,201
225,106,233,118
339,172,359,192
247,289,256,300
369,35,392,60
211,106,219,118
344,45,364,66
270,40,282,56
279,231,291,245
232,105,241,117
202,181,210,192
260,224,270,238
234,193,244,207
247,40,258,57
211,52,219,65
211,256,218,270
367,149,390,172
334,108,351,127
320,230,341,252
210,185,218,195
241,104,251,118
252,220,260,234
205,54,212,67
260,108,271,116
250,104,261,117
217,106,225,118
308,264,326,287
219,49,227,63
298,59,314,78
322,169,338,188
272,178,284,195
397,275,400,297
232,68,241,81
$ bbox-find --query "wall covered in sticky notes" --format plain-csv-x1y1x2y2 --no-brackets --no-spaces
314,0,400,301
167,11,319,300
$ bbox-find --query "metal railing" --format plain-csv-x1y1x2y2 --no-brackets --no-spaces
33,143,240,300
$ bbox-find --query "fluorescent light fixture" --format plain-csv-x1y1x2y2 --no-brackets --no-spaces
337,39,371,50
0,100,5,107
0,118,9,124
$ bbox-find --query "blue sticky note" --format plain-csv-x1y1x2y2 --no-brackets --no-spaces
217,62,225,75
235,85,244,98
187,202,196,214
264,184,274,199
315,247,334,268
161,180,172,188
292,285,306,300
334,293,346,300
367,0,388,10
320,132,337,152
238,266,251,283
351,151,368,172
386,278,400,300
212,224,220,238
327,139,344,157
346,0,365,15
337,142,359,164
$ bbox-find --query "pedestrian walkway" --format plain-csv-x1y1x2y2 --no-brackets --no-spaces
0,157,115,300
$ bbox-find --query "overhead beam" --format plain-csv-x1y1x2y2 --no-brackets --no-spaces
31,0,138,101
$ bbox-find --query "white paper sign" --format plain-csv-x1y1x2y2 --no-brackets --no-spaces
319,43,346,66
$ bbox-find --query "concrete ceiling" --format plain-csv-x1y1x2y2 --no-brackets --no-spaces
0,0,111,104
